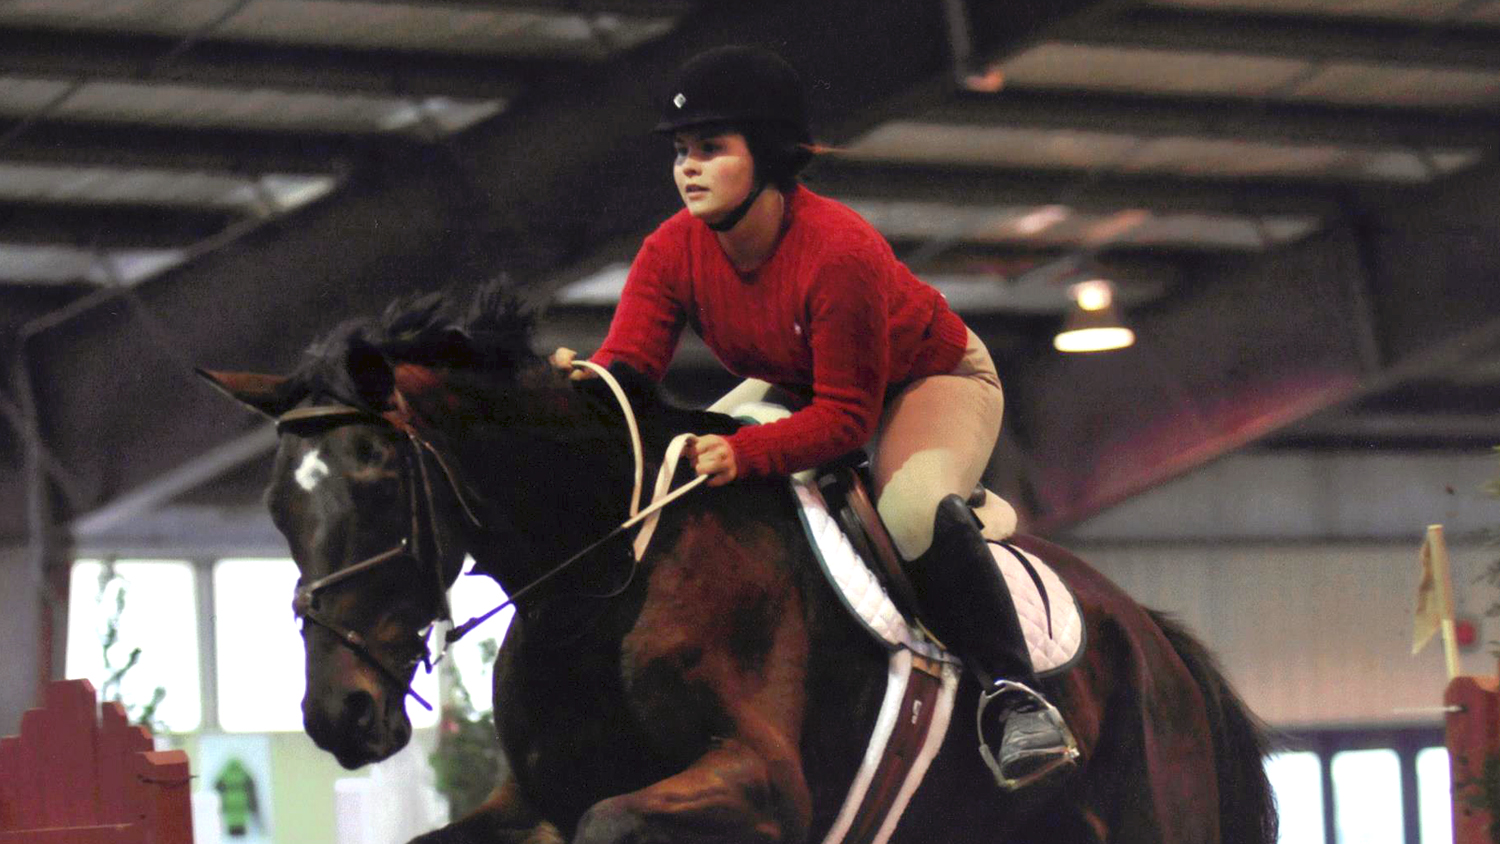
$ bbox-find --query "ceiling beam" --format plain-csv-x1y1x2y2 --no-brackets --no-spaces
1053,6,1500,72
809,158,1349,218
0,201,240,249
0,119,370,175
9,0,1132,540
0,25,531,99
317,0,692,12
924,89,1500,150
1010,156,1500,531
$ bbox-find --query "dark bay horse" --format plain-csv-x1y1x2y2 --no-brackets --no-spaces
200,289,1277,844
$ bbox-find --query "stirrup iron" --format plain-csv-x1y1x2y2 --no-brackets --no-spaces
977,680,1080,792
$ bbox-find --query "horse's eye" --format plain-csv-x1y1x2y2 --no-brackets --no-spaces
353,437,381,465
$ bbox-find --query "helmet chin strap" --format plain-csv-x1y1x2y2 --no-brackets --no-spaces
706,177,767,232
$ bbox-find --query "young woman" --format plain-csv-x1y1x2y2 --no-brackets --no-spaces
551,45,1076,792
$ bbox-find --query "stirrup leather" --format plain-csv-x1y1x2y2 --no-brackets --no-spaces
976,680,1080,791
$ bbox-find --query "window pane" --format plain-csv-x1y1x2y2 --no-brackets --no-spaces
215,558,438,731
65,560,201,732
1332,748,1403,844
1416,747,1452,844
214,558,304,732
1266,751,1325,844
444,565,514,712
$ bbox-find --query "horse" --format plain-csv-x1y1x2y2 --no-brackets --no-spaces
199,287,1278,844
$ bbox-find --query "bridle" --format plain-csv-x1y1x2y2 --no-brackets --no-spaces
275,364,706,712
278,400,483,712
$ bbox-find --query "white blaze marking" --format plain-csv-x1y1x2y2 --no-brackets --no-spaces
295,449,330,491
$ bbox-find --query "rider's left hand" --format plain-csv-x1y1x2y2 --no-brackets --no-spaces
687,434,738,487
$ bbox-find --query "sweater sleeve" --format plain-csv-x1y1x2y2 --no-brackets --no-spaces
591,233,686,381
726,252,889,476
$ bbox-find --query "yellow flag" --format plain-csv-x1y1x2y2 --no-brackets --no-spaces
1413,524,1460,679
1412,529,1441,655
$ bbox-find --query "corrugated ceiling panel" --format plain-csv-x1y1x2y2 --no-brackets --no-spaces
1001,44,1311,97
0,244,185,285
1290,63,1500,107
0,163,336,210
0,78,73,112
1145,0,1500,24
848,123,1143,170
1002,43,1500,107
845,122,1478,183
0,77,503,134
0,0,676,57
1124,136,1479,182
835,199,1318,250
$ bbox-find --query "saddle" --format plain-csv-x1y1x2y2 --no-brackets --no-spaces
803,460,1084,677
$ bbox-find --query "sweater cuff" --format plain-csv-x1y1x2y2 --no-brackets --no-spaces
726,428,780,478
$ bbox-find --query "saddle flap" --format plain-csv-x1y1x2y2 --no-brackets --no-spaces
792,477,1084,676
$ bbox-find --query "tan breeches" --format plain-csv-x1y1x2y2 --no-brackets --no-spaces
709,329,1004,560
872,330,1003,559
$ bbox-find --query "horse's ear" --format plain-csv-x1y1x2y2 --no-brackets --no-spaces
196,369,301,418
343,338,395,410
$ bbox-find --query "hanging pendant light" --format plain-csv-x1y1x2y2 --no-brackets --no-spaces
1054,279,1135,353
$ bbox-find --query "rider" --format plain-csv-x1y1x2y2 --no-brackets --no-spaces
551,45,1076,791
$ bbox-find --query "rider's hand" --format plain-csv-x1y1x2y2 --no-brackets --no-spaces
549,347,595,381
686,434,738,487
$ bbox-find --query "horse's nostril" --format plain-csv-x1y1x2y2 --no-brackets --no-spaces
343,690,377,732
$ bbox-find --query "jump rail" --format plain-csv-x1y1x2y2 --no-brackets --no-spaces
0,679,193,844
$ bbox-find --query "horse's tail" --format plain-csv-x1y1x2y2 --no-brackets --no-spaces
1148,610,1280,844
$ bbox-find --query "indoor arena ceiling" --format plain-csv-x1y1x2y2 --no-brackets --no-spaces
4,0,1500,545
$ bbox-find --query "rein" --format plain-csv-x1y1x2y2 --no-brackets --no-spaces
276,362,705,710
441,362,705,641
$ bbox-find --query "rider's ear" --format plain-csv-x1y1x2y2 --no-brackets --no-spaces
196,369,302,418
344,339,395,411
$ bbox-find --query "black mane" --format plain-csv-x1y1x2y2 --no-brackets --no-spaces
287,281,739,444
289,282,537,409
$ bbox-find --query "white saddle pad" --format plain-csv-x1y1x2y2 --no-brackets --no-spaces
792,479,1084,675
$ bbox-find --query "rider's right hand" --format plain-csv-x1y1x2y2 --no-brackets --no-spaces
549,347,595,380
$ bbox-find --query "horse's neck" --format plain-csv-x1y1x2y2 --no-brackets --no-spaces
458,381,644,591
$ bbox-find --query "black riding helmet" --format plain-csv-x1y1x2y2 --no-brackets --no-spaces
656,45,814,231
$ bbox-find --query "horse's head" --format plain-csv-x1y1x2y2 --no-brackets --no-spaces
200,345,474,768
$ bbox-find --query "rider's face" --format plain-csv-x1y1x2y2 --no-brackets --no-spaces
673,129,754,225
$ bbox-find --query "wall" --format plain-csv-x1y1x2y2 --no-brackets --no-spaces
0,544,38,736
1061,447,1500,728
1074,540,1495,728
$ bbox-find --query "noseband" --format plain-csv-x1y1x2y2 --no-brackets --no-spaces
277,401,483,712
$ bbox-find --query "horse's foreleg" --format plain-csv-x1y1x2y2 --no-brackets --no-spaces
572,737,810,844
408,778,565,844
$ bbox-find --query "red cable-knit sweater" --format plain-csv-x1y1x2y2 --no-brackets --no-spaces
592,185,970,477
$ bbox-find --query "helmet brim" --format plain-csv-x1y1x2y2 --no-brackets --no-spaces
653,113,745,135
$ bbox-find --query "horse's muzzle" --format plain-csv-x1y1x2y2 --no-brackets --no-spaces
304,688,412,769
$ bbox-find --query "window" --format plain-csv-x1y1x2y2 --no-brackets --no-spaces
213,558,307,733
1415,747,1450,844
215,558,438,731
1274,728,1449,844
1331,748,1403,844
1266,751,1324,844
65,559,202,732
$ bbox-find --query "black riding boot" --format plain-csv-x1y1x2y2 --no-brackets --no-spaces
905,494,1078,791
